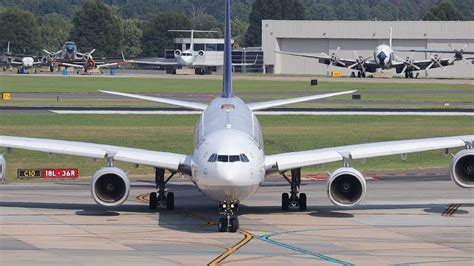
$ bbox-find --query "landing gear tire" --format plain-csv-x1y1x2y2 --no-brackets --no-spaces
281,169,307,211
166,192,175,210
357,72,361,78
361,72,366,78
149,192,157,210
228,217,239,232
282,193,290,210
299,193,307,211
218,218,228,232
150,168,176,211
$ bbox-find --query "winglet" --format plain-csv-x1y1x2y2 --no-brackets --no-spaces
222,0,233,98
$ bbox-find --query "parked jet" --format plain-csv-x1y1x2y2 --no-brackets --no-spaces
1,0,473,233
126,29,257,75
276,29,467,78
2,42,43,74
43,41,123,73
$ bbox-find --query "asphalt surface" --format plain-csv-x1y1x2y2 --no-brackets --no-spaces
1,171,473,265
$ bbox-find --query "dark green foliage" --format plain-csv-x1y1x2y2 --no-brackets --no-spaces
122,19,142,57
0,8,42,54
38,14,73,52
423,0,464,21
245,0,305,47
141,12,192,57
70,0,123,57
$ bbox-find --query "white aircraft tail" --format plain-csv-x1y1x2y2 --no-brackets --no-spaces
389,27,393,48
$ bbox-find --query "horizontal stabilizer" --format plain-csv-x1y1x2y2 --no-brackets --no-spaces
247,90,357,111
99,90,207,111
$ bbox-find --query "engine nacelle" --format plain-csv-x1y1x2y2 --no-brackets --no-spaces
174,49,182,57
91,167,130,207
0,154,6,182
198,50,205,57
327,167,366,207
450,149,474,188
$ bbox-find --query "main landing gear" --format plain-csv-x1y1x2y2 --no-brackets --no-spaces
217,201,239,232
281,168,307,211
149,168,176,210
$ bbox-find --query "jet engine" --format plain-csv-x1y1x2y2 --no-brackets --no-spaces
198,50,205,57
174,49,182,57
450,149,474,188
91,167,130,207
327,167,366,207
0,154,6,182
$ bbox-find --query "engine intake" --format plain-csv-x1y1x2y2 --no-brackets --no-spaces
327,167,366,207
0,155,6,181
174,49,182,57
450,149,474,188
91,167,130,207
198,50,205,57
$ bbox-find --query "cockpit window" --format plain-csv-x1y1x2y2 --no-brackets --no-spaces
240,154,250,162
217,155,229,162
208,153,217,162
209,154,250,163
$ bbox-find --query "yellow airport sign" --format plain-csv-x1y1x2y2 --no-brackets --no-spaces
2,92,12,100
331,71,343,78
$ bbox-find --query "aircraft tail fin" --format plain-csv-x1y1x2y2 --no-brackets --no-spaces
222,0,233,98
7,41,10,54
389,27,393,48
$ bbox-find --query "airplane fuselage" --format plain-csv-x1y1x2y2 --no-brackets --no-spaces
21,57,34,68
191,96,266,202
374,44,394,69
176,50,197,67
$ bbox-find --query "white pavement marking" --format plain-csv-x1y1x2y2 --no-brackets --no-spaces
50,110,474,116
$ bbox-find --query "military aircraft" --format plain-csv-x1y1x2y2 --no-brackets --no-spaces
43,41,124,74
276,29,470,78
1,0,473,233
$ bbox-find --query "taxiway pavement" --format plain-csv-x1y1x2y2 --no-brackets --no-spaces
1,171,473,265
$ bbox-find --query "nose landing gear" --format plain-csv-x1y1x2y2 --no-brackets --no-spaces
218,201,239,232
281,168,307,211
149,168,176,211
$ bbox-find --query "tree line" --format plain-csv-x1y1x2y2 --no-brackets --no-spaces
0,0,469,57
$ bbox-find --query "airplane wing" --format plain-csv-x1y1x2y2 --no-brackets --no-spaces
276,51,356,68
396,49,474,55
247,90,357,111
0,136,191,172
58,62,84,69
96,62,124,69
99,90,208,111
265,135,474,173
126,59,179,66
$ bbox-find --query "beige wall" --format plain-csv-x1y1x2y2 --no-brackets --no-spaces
263,20,474,78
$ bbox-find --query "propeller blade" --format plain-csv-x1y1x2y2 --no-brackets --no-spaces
426,62,434,70
412,64,421,70
401,65,407,74
89,49,96,55
348,62,358,69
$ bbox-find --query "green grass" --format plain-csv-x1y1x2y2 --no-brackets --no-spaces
1,75,473,107
1,113,472,182
1,75,473,93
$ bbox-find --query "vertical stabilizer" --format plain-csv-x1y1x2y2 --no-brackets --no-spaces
222,0,234,98
7,41,10,54
190,30,194,51
389,27,393,48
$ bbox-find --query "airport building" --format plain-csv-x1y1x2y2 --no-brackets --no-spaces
165,38,264,73
262,20,474,78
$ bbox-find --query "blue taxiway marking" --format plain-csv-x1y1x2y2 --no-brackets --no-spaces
254,233,353,265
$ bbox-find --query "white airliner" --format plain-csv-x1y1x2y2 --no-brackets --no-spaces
276,28,468,78
1,0,473,233
126,29,257,75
